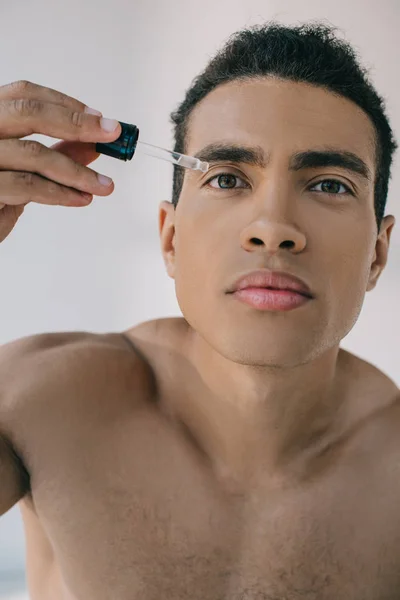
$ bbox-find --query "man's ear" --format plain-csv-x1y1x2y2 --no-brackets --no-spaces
159,200,176,279
366,214,396,291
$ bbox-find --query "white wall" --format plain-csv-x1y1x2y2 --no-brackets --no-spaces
0,0,398,596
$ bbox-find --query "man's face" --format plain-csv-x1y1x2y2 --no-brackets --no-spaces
159,78,395,367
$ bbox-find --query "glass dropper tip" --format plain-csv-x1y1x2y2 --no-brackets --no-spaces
137,140,209,173
197,160,210,173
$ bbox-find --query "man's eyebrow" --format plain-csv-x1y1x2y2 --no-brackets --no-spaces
194,144,267,169
290,148,372,183
193,143,373,183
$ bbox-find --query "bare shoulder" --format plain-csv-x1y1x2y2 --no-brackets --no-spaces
339,349,400,451
339,347,399,398
0,329,155,443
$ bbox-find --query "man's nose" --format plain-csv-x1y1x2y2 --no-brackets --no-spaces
239,185,307,255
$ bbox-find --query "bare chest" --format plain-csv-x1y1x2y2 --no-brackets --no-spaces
27,407,400,600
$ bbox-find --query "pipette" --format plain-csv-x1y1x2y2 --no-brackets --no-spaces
96,121,209,173
136,140,209,173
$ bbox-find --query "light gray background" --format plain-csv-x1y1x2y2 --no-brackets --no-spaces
0,0,398,597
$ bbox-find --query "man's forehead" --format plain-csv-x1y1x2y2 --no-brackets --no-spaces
186,78,376,166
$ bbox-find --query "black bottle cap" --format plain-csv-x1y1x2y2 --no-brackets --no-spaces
96,122,139,161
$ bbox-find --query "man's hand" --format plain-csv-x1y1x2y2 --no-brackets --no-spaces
0,80,122,243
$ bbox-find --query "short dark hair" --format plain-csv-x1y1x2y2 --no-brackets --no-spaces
169,21,398,233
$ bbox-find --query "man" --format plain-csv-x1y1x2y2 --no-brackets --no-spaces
0,20,399,600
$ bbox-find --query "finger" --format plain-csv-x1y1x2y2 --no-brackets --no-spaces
0,80,102,116
0,204,25,242
51,140,100,167
0,139,114,197
0,99,121,142
0,171,93,207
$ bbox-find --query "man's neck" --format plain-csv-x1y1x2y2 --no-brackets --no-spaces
173,328,348,487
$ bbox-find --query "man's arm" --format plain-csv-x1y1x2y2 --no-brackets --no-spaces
0,331,88,518
0,329,139,518
0,334,51,517
0,430,29,516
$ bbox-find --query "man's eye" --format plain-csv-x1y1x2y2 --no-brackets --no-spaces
310,179,353,196
204,172,248,190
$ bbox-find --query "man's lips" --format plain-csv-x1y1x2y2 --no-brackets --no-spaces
227,269,314,298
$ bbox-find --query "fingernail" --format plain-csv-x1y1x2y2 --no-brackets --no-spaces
97,174,113,187
85,106,103,116
100,118,120,132
80,192,93,201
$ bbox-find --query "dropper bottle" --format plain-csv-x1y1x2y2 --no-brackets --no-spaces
95,122,209,173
